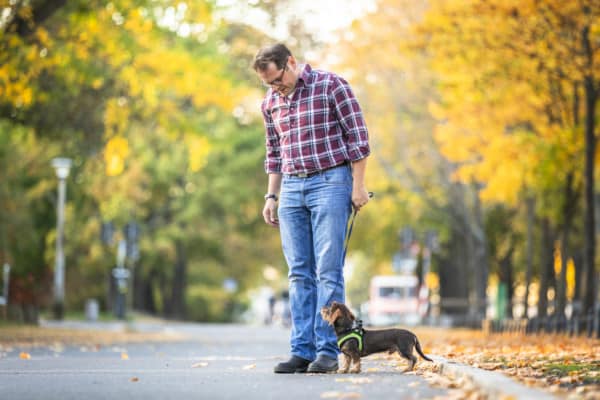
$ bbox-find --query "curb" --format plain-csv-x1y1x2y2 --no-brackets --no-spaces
432,356,560,400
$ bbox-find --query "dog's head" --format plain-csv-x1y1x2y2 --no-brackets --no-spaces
320,301,355,330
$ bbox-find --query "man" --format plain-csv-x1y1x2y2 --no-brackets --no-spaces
253,43,370,373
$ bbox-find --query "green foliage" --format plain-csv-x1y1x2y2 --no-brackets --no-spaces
0,0,281,320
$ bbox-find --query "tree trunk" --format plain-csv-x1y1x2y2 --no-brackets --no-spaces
573,250,584,315
581,20,597,314
169,239,187,320
525,196,535,317
134,269,157,314
557,173,577,316
498,246,514,319
439,224,470,316
537,218,553,318
472,184,488,319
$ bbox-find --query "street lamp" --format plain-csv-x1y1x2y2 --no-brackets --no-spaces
51,157,72,320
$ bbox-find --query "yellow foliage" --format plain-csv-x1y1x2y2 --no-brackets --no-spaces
104,136,130,176
416,0,596,205
566,258,576,300
187,136,211,173
425,272,440,290
554,241,562,276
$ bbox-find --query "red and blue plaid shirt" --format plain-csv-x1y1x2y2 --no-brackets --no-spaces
261,64,370,175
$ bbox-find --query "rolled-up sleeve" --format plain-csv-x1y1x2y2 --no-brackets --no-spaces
330,76,370,161
262,102,282,174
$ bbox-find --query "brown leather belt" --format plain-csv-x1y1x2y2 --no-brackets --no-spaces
287,162,348,178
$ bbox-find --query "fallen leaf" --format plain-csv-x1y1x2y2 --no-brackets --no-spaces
242,364,256,370
121,353,129,360
130,377,139,382
191,362,209,368
320,391,361,399
335,377,372,384
19,352,31,360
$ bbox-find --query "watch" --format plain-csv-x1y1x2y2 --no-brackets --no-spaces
264,193,278,201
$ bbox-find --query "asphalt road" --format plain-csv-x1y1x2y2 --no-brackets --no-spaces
0,323,448,399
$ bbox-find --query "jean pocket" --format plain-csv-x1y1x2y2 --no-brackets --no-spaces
321,165,351,185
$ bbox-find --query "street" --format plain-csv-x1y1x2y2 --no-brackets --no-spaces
0,323,448,400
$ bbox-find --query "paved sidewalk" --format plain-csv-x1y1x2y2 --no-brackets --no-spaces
6,320,563,399
2,322,444,400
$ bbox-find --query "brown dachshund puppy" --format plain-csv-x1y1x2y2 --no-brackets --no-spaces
321,301,433,374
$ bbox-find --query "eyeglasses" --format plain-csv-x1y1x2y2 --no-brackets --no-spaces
262,65,287,88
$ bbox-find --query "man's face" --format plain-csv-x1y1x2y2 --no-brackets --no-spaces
258,60,296,97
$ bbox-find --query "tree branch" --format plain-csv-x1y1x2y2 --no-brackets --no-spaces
4,0,67,37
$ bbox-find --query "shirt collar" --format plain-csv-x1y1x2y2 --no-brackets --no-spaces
269,64,313,100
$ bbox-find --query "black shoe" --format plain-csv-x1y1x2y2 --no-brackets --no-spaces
307,355,338,373
274,355,311,373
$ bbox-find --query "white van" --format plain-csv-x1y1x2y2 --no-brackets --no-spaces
367,275,421,326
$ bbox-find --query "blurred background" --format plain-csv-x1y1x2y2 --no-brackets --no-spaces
0,0,599,333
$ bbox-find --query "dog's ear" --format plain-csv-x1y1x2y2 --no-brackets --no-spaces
343,304,355,320
330,308,344,324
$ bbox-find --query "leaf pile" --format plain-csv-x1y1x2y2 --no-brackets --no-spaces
413,327,600,399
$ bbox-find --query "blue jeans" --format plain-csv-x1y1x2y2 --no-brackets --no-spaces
278,163,353,361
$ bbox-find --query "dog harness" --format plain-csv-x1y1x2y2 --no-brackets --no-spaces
337,331,363,352
337,320,364,352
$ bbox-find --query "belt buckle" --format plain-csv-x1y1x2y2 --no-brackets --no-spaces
297,172,308,178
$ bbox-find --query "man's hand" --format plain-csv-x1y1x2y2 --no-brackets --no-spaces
263,199,279,227
352,185,370,211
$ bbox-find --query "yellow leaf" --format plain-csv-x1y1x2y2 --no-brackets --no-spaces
191,362,209,368
321,392,361,399
121,353,129,360
19,352,31,360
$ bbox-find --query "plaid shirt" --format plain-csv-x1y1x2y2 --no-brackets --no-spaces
261,64,370,175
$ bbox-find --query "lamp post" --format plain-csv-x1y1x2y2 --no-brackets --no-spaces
52,157,72,320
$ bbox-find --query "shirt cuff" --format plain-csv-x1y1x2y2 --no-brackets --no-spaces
264,158,282,174
347,145,370,162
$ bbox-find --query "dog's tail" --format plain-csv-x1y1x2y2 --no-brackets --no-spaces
415,337,433,362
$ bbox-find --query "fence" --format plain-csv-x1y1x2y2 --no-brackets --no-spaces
482,311,600,338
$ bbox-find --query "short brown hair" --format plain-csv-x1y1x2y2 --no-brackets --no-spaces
252,43,292,72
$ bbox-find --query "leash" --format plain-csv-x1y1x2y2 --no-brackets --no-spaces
341,192,373,267
341,209,358,267
325,192,374,309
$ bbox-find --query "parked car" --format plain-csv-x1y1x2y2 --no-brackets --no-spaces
367,275,421,326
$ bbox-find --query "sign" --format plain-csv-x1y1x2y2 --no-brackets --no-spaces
392,252,417,274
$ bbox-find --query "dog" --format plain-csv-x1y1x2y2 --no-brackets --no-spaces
321,301,433,373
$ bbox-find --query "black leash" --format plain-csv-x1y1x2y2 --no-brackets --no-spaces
341,192,374,267
341,209,359,267
325,192,374,309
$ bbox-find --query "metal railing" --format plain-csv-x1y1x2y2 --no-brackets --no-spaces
482,312,600,338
